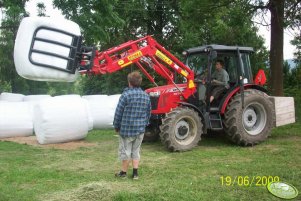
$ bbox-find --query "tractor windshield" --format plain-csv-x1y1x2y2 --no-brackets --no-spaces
185,53,208,77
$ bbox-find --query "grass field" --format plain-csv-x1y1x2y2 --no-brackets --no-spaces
0,100,300,201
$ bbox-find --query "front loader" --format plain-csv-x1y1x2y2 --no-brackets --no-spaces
14,17,295,151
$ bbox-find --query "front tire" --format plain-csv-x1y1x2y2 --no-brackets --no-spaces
223,89,275,146
159,107,203,151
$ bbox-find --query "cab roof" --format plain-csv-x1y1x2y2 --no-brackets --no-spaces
185,44,254,54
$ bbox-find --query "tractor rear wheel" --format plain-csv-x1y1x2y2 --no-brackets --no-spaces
223,89,275,146
159,107,203,151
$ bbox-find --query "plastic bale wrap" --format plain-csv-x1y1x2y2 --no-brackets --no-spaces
82,95,121,129
23,95,52,102
55,95,93,130
108,95,121,110
14,17,80,82
0,92,25,102
34,96,89,144
23,95,52,117
0,102,33,138
82,99,94,131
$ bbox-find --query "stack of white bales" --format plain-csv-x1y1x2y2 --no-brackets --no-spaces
34,95,91,144
0,101,33,138
0,92,34,138
0,92,121,144
0,92,25,102
82,94,121,129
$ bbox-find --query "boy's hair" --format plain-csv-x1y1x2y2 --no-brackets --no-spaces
216,59,224,67
128,71,142,87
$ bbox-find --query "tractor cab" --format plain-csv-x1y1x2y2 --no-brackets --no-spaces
183,45,255,106
183,45,261,131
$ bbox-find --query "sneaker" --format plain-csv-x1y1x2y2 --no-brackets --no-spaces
132,174,139,180
115,171,127,178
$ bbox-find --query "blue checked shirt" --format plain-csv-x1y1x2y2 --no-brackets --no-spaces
113,87,151,137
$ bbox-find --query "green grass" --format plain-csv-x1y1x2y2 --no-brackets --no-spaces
0,99,300,201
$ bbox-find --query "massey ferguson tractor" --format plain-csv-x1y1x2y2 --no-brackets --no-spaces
79,36,276,151
14,17,295,152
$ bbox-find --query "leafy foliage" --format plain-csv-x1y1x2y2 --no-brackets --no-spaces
0,0,299,95
0,0,28,93
53,0,124,46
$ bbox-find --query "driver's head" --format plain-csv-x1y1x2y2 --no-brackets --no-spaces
215,60,224,71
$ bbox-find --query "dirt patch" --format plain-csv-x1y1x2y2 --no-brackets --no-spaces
0,136,96,150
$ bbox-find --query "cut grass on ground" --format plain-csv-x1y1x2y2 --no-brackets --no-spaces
0,123,300,201
0,96,300,201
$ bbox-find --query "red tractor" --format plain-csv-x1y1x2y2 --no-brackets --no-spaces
14,17,276,151
78,36,275,151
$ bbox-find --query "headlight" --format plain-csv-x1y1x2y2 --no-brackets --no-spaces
149,91,160,97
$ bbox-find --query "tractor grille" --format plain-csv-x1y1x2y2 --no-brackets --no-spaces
150,96,159,110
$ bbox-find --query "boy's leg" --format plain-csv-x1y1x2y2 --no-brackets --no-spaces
117,136,134,176
131,134,144,179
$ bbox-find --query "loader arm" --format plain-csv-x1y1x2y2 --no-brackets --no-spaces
80,36,196,99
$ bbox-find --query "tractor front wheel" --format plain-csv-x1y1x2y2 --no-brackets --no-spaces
159,107,203,151
223,89,275,146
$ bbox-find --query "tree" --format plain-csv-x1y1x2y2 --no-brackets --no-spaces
179,0,268,72
249,0,301,96
269,0,284,96
53,0,269,95
291,34,301,62
0,1,83,95
53,0,182,93
0,0,29,93
53,0,124,46
290,34,301,88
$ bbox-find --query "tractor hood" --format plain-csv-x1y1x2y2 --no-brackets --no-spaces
145,84,186,96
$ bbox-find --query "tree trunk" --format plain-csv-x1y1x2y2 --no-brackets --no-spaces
269,0,284,96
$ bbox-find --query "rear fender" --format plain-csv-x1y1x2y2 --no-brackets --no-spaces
219,84,268,115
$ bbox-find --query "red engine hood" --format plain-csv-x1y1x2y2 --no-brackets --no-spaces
145,84,186,94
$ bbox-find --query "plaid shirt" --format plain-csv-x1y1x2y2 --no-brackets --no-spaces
113,87,151,137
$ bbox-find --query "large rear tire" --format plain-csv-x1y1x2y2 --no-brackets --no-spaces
223,89,275,146
159,107,203,151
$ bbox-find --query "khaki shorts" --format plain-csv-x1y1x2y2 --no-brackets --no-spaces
118,134,144,160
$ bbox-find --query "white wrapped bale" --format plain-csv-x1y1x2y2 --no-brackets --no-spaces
55,95,93,130
0,92,24,102
55,94,81,99
86,96,113,129
14,17,81,82
82,95,108,101
83,94,121,129
23,95,52,117
108,94,121,110
23,95,51,102
0,102,33,138
34,96,89,144
83,99,94,131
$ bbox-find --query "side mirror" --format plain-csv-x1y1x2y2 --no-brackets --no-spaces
14,17,82,82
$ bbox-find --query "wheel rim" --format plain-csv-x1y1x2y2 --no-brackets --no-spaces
242,102,267,135
174,116,197,145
